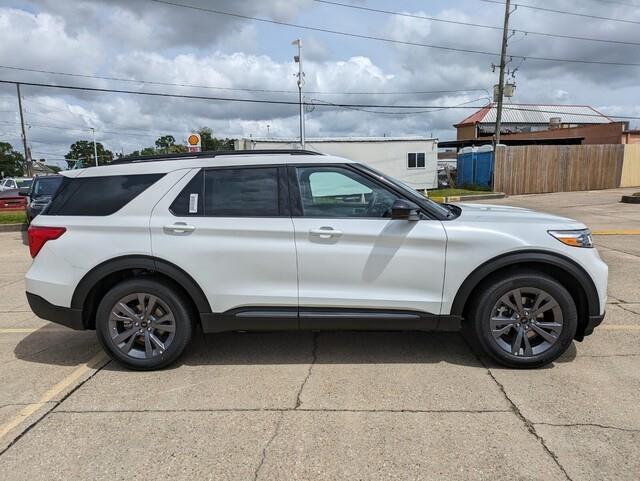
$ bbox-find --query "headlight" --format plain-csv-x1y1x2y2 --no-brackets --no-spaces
548,229,593,248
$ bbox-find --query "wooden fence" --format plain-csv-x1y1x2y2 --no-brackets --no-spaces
621,144,640,188
493,145,626,195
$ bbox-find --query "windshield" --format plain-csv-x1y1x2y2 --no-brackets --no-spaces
33,176,62,196
358,164,453,218
16,179,32,189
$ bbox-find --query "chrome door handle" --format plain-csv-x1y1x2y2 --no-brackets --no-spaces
309,227,343,238
164,222,196,234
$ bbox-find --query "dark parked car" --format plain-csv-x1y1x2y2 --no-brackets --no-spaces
20,175,63,224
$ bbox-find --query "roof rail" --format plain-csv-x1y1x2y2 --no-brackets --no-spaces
112,149,323,164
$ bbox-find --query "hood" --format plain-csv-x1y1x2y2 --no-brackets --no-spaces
453,202,586,228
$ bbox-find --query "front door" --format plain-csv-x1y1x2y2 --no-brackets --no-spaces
150,166,298,326
290,164,447,323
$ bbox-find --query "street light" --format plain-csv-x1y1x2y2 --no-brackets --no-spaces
292,39,305,149
90,127,98,167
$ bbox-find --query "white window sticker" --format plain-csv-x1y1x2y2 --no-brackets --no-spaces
189,193,199,213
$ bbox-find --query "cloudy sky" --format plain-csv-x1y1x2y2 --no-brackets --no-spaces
0,0,639,162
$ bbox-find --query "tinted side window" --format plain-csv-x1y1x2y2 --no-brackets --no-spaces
170,170,204,216
204,167,279,217
295,166,398,218
46,174,164,216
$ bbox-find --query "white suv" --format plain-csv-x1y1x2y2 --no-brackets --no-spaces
25,150,607,370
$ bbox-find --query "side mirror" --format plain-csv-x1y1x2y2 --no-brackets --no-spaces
18,187,30,197
391,199,421,221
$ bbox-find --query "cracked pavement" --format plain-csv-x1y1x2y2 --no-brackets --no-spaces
1,188,639,480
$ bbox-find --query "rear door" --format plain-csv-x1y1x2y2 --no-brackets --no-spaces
289,164,447,323
150,166,298,325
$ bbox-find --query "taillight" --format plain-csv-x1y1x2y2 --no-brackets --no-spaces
27,226,66,258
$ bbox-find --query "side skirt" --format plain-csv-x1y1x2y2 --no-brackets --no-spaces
200,307,461,333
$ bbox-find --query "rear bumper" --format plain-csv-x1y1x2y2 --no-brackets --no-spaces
26,292,84,330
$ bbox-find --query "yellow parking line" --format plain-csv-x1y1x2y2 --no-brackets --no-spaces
592,229,640,235
0,351,108,441
0,327,68,334
600,325,640,331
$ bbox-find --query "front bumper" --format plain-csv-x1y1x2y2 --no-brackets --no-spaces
26,292,84,330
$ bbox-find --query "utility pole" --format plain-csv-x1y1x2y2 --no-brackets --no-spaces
493,0,512,149
16,83,33,177
292,39,305,149
90,127,99,166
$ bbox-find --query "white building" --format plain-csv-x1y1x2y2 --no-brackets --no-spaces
235,137,438,190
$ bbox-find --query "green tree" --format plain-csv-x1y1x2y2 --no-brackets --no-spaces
65,140,113,168
0,142,25,177
125,135,188,159
140,147,157,156
197,127,234,151
154,135,188,154
155,135,176,150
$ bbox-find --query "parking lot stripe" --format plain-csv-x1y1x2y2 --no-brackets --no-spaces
592,229,640,235
0,351,108,442
600,325,640,331
0,328,66,334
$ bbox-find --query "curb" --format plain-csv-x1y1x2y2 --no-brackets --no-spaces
0,223,27,233
429,193,507,203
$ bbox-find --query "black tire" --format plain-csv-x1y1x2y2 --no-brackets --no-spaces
96,277,193,370
465,271,577,368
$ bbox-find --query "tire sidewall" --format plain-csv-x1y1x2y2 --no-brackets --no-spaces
96,278,193,370
473,274,578,368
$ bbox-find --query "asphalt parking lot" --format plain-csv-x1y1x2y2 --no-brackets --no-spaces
1,187,639,481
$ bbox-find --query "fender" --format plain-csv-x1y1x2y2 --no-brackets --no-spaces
450,249,600,317
71,255,212,314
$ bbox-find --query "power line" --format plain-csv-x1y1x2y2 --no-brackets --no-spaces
22,109,169,137
480,0,640,25
587,0,640,6
0,119,159,139
313,0,640,46
3,80,493,114
0,65,487,97
3,79,640,120
309,97,490,115
147,0,640,67
151,0,506,58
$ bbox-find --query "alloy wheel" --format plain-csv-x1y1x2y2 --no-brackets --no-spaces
490,287,564,357
108,293,176,360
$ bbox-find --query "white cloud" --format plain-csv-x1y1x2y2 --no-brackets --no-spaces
0,0,638,159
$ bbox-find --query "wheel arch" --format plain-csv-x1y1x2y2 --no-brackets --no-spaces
71,255,211,329
450,250,600,340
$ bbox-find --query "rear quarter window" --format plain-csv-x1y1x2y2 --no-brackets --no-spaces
170,167,280,217
46,174,164,216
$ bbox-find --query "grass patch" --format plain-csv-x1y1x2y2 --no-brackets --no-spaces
0,211,27,224
427,188,494,198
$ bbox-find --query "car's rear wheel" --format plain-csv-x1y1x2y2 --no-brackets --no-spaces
466,272,577,368
96,278,193,370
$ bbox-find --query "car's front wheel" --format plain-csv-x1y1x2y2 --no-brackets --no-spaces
95,278,193,370
466,271,577,368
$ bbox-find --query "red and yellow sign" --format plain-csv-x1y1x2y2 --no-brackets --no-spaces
187,133,201,152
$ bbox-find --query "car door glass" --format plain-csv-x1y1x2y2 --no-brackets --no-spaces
296,167,398,218
204,167,279,217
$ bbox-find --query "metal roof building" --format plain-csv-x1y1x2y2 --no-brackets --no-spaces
454,103,613,142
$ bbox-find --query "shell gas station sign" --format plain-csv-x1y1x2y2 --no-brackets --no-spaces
187,133,201,153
